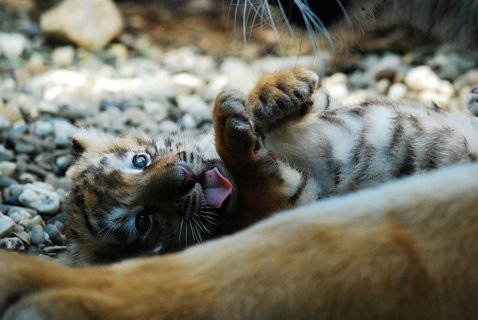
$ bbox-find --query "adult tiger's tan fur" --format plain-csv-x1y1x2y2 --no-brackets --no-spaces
1,162,478,319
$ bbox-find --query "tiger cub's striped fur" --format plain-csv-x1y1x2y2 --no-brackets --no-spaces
64,68,478,265
251,69,478,198
64,100,319,265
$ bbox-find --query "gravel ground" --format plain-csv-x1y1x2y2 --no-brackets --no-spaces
1,2,478,259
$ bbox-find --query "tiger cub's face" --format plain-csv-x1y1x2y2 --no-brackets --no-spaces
65,130,237,265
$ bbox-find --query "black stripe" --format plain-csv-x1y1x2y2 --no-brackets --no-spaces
397,140,416,177
288,173,309,204
390,113,404,149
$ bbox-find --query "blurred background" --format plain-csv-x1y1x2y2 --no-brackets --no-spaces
0,0,477,258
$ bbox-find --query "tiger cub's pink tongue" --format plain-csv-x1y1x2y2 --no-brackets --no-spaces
202,167,233,208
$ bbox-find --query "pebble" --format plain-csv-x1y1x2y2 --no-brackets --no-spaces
0,161,17,177
0,237,25,250
0,176,17,189
0,213,17,237
220,58,257,93
176,95,210,116
404,66,441,92
51,46,75,66
33,121,54,137
45,223,65,245
18,184,61,215
0,32,28,59
387,83,408,100
30,224,45,246
53,119,75,147
40,0,123,50
0,145,15,161
173,73,206,93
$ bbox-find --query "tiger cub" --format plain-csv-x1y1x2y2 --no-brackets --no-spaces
64,95,319,265
64,68,478,265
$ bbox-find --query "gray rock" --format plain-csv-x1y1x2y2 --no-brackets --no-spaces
0,176,17,189
143,101,168,122
7,184,25,199
33,121,53,137
18,173,39,184
30,224,45,246
0,213,17,237
43,245,68,254
40,0,123,50
14,142,36,155
53,119,75,147
14,231,31,246
180,114,197,129
177,95,210,116
18,184,61,215
173,73,205,93
428,53,476,80
45,224,65,245
0,237,25,250
8,208,33,224
0,145,14,161
157,120,180,133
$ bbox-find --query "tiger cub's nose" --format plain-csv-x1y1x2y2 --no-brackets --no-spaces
177,161,196,195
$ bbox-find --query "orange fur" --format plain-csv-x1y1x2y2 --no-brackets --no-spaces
1,162,478,319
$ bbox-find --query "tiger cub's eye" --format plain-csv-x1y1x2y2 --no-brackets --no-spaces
132,153,151,169
135,213,151,232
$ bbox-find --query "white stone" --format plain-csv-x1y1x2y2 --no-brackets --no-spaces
18,184,61,215
419,91,450,109
375,79,390,95
52,46,75,66
158,120,180,132
437,80,454,97
181,114,197,129
143,101,168,122
387,83,408,100
404,66,441,92
177,95,210,116
40,0,123,50
251,55,320,75
326,83,349,100
220,58,257,93
203,76,229,101
324,73,348,88
34,120,53,137
173,73,205,93
53,119,75,147
0,32,28,59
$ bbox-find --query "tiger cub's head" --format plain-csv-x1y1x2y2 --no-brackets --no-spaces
64,129,237,265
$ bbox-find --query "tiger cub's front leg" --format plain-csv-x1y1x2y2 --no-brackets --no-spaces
213,90,320,230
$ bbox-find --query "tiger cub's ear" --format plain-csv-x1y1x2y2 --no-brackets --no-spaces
70,129,114,162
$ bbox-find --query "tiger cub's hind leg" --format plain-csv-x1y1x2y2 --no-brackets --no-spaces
213,90,320,230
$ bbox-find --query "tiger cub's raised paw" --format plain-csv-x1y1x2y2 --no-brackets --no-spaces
213,89,262,170
247,68,319,132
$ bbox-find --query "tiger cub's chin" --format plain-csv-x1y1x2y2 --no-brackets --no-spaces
63,130,238,266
